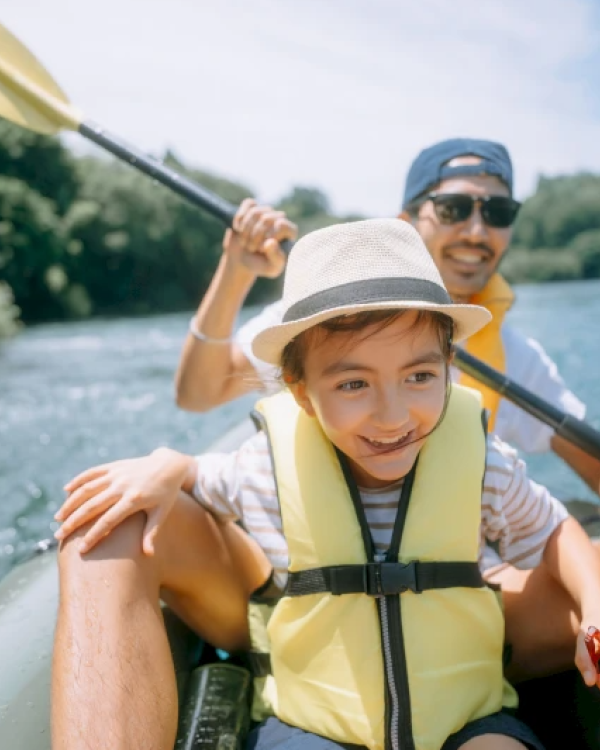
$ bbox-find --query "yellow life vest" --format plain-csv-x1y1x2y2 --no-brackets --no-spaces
459,273,514,431
253,384,516,750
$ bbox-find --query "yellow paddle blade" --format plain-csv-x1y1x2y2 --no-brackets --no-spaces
0,22,82,134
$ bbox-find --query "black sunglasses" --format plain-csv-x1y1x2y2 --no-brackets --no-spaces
413,193,521,228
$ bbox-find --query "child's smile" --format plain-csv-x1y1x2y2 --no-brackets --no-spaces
290,311,449,489
359,429,414,453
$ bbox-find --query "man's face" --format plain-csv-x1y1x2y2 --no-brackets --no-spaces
401,166,513,302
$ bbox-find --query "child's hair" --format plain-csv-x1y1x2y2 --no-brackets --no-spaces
280,309,454,383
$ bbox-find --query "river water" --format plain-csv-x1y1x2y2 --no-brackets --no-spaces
1,280,599,580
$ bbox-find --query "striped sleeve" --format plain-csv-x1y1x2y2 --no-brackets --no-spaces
481,434,570,569
192,431,289,590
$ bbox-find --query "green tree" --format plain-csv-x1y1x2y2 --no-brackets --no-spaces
0,281,21,338
568,229,600,279
277,186,331,221
512,174,600,250
0,120,79,215
276,186,365,238
64,156,177,315
501,248,583,284
0,176,73,322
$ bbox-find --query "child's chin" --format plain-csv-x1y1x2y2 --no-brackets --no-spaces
374,466,410,482
358,457,414,487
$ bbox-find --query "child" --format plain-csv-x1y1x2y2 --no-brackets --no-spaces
55,219,600,750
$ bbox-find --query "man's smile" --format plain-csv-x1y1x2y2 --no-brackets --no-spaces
443,243,494,269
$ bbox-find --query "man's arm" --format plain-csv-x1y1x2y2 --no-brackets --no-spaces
175,199,297,412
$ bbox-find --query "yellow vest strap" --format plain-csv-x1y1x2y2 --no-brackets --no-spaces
460,272,514,431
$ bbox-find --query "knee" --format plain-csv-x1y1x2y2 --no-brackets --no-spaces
57,512,153,587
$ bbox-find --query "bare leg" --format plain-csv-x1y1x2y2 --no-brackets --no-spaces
52,492,271,750
485,540,600,682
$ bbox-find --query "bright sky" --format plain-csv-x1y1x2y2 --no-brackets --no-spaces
3,0,600,216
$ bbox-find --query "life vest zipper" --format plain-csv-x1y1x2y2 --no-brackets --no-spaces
375,557,400,750
336,448,417,750
375,554,416,750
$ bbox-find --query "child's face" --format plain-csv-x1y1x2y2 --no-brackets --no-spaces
290,312,448,489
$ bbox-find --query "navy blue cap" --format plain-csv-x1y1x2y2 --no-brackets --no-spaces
402,138,513,209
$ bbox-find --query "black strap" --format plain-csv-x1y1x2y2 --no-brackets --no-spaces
246,651,272,678
286,561,483,598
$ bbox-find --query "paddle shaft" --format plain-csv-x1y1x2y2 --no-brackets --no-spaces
454,348,600,460
79,121,299,250
80,121,236,223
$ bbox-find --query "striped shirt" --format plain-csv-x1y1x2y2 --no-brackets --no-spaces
193,431,569,593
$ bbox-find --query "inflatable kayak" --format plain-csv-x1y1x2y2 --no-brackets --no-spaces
1,416,599,750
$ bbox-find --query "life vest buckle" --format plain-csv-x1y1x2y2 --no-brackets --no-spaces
363,561,419,597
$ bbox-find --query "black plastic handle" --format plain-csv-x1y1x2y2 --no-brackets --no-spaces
454,348,600,460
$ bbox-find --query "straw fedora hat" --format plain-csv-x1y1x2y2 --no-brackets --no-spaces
252,218,491,365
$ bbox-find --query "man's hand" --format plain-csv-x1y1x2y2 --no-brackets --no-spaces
223,198,297,279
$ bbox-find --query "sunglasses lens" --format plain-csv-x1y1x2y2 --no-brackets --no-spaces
482,198,520,228
432,195,473,224
430,195,520,227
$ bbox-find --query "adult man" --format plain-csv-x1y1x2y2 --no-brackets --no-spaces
175,138,600,678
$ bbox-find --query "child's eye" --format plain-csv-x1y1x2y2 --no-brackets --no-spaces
407,371,435,384
338,380,367,392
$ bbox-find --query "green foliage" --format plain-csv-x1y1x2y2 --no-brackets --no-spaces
568,229,600,278
506,175,600,282
0,115,599,332
0,120,78,214
276,187,365,237
512,173,600,250
0,176,73,322
277,186,330,222
501,248,583,284
0,281,21,338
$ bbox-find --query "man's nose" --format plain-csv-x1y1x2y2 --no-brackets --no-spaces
460,202,489,242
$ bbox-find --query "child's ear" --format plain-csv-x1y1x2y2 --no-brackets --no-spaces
288,381,316,417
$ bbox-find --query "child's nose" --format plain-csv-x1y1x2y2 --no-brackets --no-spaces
373,387,409,429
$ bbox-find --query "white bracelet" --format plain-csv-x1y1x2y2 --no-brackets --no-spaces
189,316,232,344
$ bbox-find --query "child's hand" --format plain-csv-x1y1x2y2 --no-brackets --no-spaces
54,448,196,555
576,623,600,688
